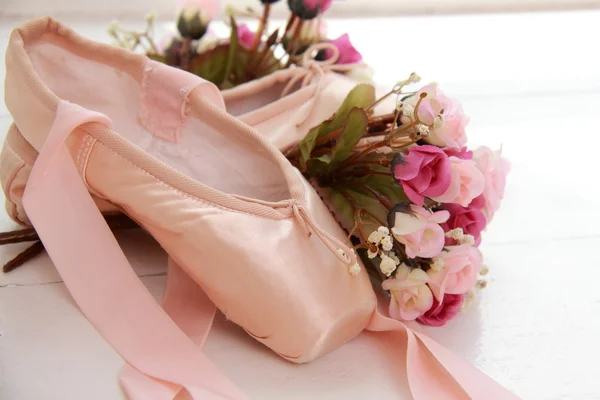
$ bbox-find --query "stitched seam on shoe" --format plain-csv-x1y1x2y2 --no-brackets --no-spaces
79,135,95,177
93,141,286,220
5,144,26,165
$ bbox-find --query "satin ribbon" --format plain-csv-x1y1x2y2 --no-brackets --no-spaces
291,200,357,266
367,307,519,400
22,100,247,400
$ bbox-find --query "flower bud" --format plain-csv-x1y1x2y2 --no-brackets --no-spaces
177,8,210,40
287,0,333,20
260,0,281,3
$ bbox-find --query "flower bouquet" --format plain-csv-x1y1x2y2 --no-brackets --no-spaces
287,75,508,326
108,0,366,89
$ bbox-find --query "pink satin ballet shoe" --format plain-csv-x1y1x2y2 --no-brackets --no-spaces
3,16,377,398
222,45,392,153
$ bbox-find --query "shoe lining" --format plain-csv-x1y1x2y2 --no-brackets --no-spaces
26,42,291,202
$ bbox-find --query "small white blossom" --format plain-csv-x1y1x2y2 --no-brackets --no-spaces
408,72,421,84
390,253,400,265
430,258,444,272
402,104,415,119
368,230,384,244
480,265,490,276
445,228,464,242
379,254,398,277
367,249,378,259
336,248,347,258
462,288,477,310
349,263,361,276
415,124,430,136
381,236,394,251
477,279,488,289
433,114,445,129
461,234,475,245
377,226,390,235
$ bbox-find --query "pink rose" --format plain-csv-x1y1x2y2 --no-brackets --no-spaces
445,147,472,160
412,84,469,150
427,245,482,301
392,145,451,206
417,293,464,327
391,205,450,259
326,33,362,64
237,24,256,48
430,156,485,207
304,0,333,12
383,264,434,321
473,146,510,222
441,203,486,246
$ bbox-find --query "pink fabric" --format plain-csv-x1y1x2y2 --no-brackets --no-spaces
367,306,519,400
22,100,247,400
140,60,225,143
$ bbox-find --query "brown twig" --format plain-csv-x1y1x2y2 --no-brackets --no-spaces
1,214,140,273
3,241,44,273
0,228,38,245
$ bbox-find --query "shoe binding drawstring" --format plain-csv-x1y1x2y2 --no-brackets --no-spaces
291,201,361,276
280,43,368,130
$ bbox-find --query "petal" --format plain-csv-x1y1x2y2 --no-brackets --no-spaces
392,212,427,235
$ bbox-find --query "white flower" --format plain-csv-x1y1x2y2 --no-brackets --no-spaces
401,103,415,119
348,263,361,276
367,249,378,259
368,230,384,244
445,228,464,242
390,254,400,265
461,234,475,245
416,124,430,136
379,254,399,277
381,236,393,251
480,264,489,276
430,257,444,272
433,114,445,129
462,287,477,310
378,226,390,235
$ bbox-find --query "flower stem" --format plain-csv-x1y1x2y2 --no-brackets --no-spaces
284,19,304,67
314,127,343,147
344,181,394,210
250,3,270,54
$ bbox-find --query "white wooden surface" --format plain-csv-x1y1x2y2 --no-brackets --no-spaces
1,11,600,399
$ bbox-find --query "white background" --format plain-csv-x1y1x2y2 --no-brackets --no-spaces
3,0,600,19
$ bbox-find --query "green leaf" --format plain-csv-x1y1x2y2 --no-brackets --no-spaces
329,107,369,165
317,186,356,234
354,174,409,205
190,44,229,85
320,83,376,137
306,155,332,177
318,185,388,236
223,17,238,85
299,125,321,171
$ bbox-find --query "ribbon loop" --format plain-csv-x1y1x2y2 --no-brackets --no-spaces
291,201,355,266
